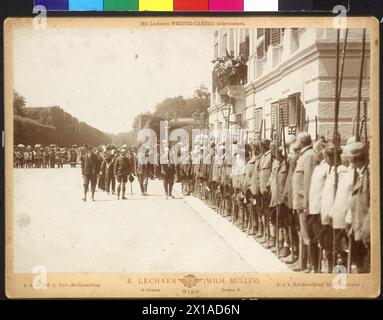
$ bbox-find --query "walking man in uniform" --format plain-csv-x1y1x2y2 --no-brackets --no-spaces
114,148,129,200
81,145,98,202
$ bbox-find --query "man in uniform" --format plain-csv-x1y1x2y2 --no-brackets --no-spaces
161,146,176,199
102,146,116,195
136,145,151,196
114,148,130,200
258,139,273,246
291,132,315,272
43,147,49,168
49,147,56,168
55,148,63,168
81,145,98,202
249,140,263,237
70,146,78,168
345,142,370,273
281,141,300,265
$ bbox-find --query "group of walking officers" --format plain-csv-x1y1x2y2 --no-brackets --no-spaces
78,130,370,274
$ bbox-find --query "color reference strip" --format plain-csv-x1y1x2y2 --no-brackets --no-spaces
35,0,323,11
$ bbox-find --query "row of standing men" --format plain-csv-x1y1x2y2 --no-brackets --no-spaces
177,133,370,274
79,134,370,274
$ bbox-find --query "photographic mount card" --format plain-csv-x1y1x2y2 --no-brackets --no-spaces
4,16,380,299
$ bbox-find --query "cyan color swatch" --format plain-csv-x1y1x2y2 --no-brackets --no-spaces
69,0,103,11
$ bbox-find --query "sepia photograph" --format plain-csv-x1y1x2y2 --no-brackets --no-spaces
4,16,380,298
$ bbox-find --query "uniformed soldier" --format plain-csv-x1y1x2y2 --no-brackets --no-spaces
242,140,257,234
161,146,176,199
307,140,328,272
81,145,98,202
101,147,116,195
345,142,370,273
275,146,290,258
267,140,280,250
136,146,152,196
42,147,49,168
249,140,263,237
33,147,42,168
69,146,78,168
258,139,273,247
55,148,63,168
49,147,56,168
291,132,315,272
15,147,24,168
114,148,130,200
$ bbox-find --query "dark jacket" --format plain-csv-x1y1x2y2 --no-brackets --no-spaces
81,154,98,177
161,163,176,178
114,156,130,177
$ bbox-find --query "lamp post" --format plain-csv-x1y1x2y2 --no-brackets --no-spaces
221,103,231,130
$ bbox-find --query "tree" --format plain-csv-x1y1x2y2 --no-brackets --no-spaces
13,91,26,116
193,84,210,100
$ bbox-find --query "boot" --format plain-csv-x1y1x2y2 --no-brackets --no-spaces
303,245,313,273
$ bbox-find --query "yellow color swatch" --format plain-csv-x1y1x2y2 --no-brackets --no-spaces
139,0,173,11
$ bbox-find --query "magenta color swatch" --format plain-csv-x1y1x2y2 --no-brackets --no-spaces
209,0,244,11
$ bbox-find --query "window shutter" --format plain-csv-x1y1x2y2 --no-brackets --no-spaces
271,102,278,130
254,108,263,133
257,28,264,39
239,35,250,59
265,29,271,51
278,98,288,128
287,93,306,131
271,28,281,46
257,39,264,59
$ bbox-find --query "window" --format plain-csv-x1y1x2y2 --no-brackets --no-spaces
257,29,271,59
271,28,281,46
271,102,278,131
270,99,289,140
239,34,250,59
288,93,306,131
254,108,263,134
265,29,271,49
257,28,264,39
222,32,227,56
257,39,265,59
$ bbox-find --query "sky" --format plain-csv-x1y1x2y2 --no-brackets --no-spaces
13,27,213,134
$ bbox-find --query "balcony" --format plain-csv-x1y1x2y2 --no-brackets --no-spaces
212,55,248,92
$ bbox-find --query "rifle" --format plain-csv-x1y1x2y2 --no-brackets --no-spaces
348,29,366,274
315,116,318,141
332,29,341,272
